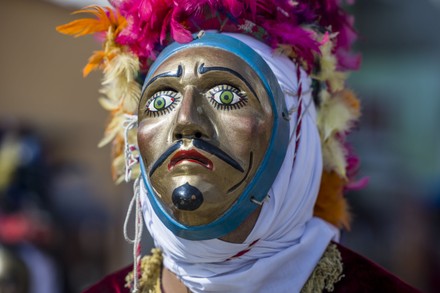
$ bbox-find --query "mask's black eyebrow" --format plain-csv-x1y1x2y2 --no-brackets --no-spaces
198,63,260,103
142,65,183,94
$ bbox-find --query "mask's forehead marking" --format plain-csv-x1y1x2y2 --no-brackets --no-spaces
142,65,183,95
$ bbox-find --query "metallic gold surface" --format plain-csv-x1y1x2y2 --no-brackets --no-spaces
138,47,273,226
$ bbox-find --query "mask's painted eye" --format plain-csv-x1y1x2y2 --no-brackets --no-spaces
145,90,181,117
207,85,247,110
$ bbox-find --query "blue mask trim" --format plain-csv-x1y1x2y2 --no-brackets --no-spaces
140,32,289,240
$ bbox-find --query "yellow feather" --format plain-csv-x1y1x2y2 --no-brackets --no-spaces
317,90,360,141
98,97,120,111
313,39,346,93
97,114,124,148
123,83,142,113
111,153,125,183
317,90,360,177
103,53,140,83
322,137,347,177
101,53,141,114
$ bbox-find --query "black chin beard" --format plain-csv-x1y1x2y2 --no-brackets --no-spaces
172,182,204,211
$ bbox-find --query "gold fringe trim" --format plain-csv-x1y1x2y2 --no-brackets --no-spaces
125,248,163,293
301,244,344,293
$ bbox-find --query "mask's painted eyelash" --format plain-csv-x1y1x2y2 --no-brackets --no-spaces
208,85,242,94
144,90,181,117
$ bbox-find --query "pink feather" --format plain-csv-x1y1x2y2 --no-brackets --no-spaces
170,9,193,43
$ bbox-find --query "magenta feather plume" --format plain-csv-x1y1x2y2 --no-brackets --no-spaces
263,21,320,69
344,144,369,191
223,0,245,17
111,0,359,71
169,9,193,43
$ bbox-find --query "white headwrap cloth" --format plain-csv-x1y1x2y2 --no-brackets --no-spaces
140,33,338,292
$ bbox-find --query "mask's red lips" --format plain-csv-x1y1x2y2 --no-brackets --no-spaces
168,149,213,171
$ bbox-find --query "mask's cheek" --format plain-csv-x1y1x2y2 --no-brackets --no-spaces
215,112,272,168
137,120,170,169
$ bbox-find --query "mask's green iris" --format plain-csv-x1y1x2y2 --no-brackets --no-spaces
220,90,234,104
154,97,166,110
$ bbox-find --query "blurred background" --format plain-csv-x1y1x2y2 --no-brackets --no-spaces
0,0,438,292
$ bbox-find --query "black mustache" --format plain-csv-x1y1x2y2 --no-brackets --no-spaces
149,138,244,177
192,139,244,172
149,140,183,177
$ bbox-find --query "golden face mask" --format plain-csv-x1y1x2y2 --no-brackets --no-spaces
138,33,289,240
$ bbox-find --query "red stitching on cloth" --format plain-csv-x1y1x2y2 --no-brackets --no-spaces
226,239,260,261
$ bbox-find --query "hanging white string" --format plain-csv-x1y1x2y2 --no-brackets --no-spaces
123,177,142,243
123,177,143,292
123,114,139,182
122,114,143,292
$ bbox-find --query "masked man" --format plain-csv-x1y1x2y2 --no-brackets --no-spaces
58,1,419,292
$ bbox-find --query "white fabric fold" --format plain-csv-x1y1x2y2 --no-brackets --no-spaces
141,33,338,292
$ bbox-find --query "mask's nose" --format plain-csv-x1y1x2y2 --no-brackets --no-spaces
172,86,214,140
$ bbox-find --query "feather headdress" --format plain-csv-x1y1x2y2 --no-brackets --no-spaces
57,0,366,229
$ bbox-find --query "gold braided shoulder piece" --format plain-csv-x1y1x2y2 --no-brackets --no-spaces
125,248,163,293
301,244,344,293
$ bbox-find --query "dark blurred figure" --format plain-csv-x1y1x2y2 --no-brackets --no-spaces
0,119,111,292
0,121,60,293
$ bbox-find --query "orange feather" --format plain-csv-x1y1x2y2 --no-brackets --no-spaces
56,6,126,37
83,50,106,77
314,171,351,230
340,89,361,114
